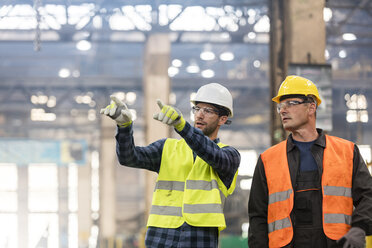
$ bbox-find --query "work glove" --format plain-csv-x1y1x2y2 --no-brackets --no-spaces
100,95,133,127
337,227,366,248
153,99,186,132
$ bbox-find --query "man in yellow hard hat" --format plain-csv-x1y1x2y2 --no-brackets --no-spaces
248,75,372,248
101,83,240,248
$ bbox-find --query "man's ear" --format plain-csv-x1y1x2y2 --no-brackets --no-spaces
308,102,317,115
218,116,228,125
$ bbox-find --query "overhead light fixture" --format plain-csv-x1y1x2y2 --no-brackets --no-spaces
200,44,215,61
47,96,57,108
342,33,357,41
201,69,214,78
186,61,200,73
323,7,332,22
58,68,70,78
76,40,92,51
200,51,215,61
253,60,261,68
325,49,330,60
247,32,256,39
168,66,179,77
253,15,270,33
345,93,368,123
339,50,347,58
31,109,56,122
126,92,137,105
171,59,182,67
219,52,234,61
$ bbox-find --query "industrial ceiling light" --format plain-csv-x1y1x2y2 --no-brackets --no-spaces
253,15,270,32
219,52,234,61
200,50,215,61
339,50,347,58
186,61,200,73
247,32,256,39
168,66,179,77
76,40,91,51
325,49,330,60
342,33,357,41
345,93,368,123
58,68,70,78
171,59,182,67
323,7,332,22
200,44,215,61
253,60,261,68
201,69,214,78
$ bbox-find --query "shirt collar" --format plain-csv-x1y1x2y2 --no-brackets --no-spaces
287,128,326,151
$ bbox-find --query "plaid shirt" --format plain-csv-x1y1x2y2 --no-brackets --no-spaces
115,121,240,188
145,222,218,248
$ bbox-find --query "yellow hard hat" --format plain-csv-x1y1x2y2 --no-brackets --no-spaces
272,75,322,106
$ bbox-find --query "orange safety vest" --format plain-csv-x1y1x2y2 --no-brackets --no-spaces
261,135,354,247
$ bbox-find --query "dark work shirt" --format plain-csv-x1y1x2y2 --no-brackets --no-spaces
293,139,317,171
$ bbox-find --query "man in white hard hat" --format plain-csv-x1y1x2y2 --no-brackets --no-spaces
101,83,240,248
248,75,372,248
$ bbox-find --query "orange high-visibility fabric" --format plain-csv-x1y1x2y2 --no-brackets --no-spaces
262,140,294,248
322,135,354,240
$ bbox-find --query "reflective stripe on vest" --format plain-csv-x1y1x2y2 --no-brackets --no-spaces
324,213,351,225
269,189,293,204
268,217,292,233
262,135,354,247
150,205,182,216
323,186,352,197
154,180,185,192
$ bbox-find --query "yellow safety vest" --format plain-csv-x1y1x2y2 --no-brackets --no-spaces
147,138,238,231
262,135,354,247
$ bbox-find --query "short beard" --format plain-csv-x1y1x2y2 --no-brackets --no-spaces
201,120,219,137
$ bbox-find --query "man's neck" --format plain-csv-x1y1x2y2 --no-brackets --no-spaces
291,128,318,142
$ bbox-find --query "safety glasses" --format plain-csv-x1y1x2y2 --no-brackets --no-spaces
276,100,312,113
192,106,219,116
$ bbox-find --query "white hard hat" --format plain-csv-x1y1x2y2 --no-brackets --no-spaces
191,83,233,117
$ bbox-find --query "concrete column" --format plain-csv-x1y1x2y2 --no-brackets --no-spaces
269,0,326,144
58,166,68,248
78,161,91,247
287,0,326,64
99,117,117,240
18,166,28,248
143,34,171,220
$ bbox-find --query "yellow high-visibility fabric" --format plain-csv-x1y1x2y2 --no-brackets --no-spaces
147,138,238,231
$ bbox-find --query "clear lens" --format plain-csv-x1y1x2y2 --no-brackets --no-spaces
192,106,219,116
277,100,306,113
